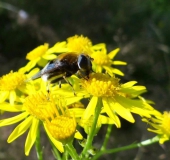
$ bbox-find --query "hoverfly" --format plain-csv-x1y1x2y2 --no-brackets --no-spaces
31,52,93,93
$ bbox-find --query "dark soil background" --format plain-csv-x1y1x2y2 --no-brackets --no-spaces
0,0,170,160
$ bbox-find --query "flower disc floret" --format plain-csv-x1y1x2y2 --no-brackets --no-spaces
0,71,26,91
46,116,76,144
82,73,120,97
91,51,112,66
67,35,92,54
24,92,57,121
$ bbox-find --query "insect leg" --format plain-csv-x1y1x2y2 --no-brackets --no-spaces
58,81,62,88
77,70,89,80
63,76,76,96
46,81,50,93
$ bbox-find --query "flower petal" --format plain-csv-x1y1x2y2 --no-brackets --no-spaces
115,95,155,117
42,54,57,60
159,135,169,144
0,91,9,103
25,118,39,156
46,41,67,54
9,90,16,105
120,82,147,97
121,81,138,88
92,43,106,50
112,68,124,76
112,61,127,65
103,66,124,76
19,60,38,73
82,96,98,120
0,112,29,126
108,48,120,59
69,108,85,118
102,98,121,128
109,98,135,123
65,96,85,105
95,66,102,73
0,103,23,112
44,123,64,153
74,130,83,140
7,115,33,143
99,115,115,124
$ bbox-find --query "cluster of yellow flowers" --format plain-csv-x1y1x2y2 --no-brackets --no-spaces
0,35,169,156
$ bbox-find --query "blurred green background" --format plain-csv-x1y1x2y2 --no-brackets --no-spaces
0,0,170,160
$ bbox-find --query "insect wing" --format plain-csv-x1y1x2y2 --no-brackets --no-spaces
31,60,61,80
41,61,59,74
31,70,42,80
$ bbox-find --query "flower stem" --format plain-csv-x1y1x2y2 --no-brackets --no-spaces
101,124,113,150
81,97,102,158
50,141,62,160
92,136,160,160
35,127,43,160
62,145,69,160
65,142,80,160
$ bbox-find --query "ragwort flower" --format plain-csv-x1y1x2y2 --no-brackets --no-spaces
0,89,84,155
81,73,158,128
44,101,77,144
0,68,39,105
143,111,170,144
20,43,57,72
0,71,26,104
91,44,126,76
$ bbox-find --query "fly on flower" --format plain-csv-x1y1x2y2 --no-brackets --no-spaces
30,52,93,93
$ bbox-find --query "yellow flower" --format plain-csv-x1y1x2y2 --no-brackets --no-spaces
143,111,170,144
0,71,26,104
20,43,57,72
67,35,93,54
91,44,127,76
81,73,158,128
0,90,83,155
0,68,40,105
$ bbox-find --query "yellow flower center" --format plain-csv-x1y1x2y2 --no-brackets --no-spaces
91,51,112,66
81,73,120,97
0,71,26,91
24,91,77,143
67,35,92,54
45,115,76,144
161,111,170,136
26,43,49,60
24,92,58,121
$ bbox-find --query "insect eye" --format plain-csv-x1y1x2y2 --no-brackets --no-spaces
78,54,92,70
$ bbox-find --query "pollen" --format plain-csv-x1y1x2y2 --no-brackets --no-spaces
161,111,170,136
67,35,92,54
0,71,26,91
46,115,77,144
24,92,58,121
26,43,49,60
91,51,112,66
82,73,120,97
